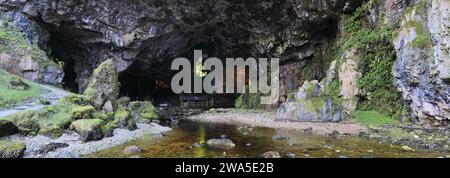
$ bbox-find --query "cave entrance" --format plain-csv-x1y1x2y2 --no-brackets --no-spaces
61,59,79,93
118,71,177,105
117,39,240,108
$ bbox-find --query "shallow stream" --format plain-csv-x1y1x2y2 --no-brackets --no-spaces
92,120,445,158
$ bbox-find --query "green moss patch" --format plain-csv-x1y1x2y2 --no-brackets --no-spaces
341,3,403,118
0,69,42,109
355,110,400,126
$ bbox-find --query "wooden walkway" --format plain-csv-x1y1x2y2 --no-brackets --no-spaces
180,95,214,108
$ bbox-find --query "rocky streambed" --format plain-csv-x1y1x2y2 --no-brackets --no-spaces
90,111,450,158
2,123,171,158
3,108,450,158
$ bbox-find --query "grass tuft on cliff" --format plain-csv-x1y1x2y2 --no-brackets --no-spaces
0,69,42,109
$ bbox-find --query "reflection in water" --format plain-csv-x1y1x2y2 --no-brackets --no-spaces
92,120,445,158
194,123,206,157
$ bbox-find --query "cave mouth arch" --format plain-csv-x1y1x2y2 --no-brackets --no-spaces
118,69,177,104
118,40,241,108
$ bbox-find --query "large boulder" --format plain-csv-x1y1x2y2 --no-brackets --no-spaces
83,60,120,108
0,140,26,158
295,80,323,100
3,110,41,134
70,119,105,141
8,78,29,90
0,120,19,137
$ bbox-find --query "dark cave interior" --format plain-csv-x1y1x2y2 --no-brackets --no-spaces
46,29,240,108
116,40,239,107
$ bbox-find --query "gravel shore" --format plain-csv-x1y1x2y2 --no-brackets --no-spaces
6,123,171,158
188,109,367,135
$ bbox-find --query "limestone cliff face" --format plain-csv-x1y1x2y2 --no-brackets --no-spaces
333,0,450,126
0,12,63,84
278,0,449,127
0,0,361,91
393,0,449,127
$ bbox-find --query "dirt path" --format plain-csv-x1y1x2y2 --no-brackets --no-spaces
0,84,71,117
187,109,367,135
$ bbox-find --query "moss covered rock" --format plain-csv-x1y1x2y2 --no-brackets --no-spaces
4,110,42,132
83,60,120,108
100,109,137,137
0,140,26,158
71,105,95,120
70,119,105,141
113,110,137,130
277,96,343,122
101,122,117,138
129,101,158,123
295,80,323,100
